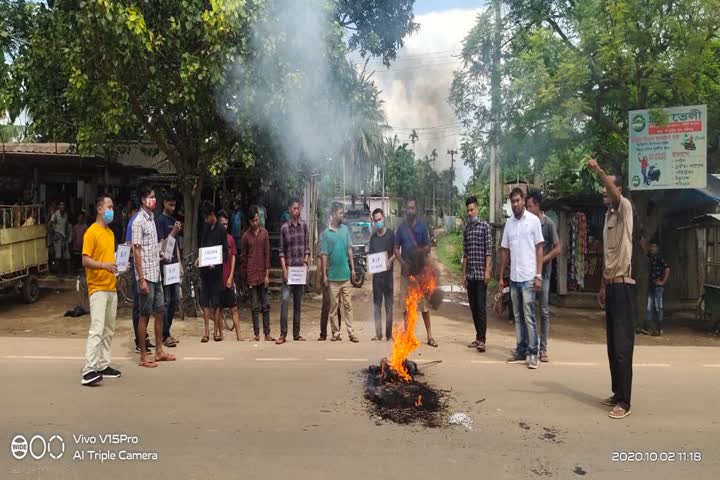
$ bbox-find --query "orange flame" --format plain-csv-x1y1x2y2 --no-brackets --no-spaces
415,395,423,407
389,265,437,381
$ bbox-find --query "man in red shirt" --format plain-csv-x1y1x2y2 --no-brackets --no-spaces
241,206,275,341
218,210,242,340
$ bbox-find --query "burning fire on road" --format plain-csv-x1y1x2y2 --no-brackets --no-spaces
365,265,448,427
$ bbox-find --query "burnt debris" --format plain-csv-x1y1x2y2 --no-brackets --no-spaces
365,358,447,427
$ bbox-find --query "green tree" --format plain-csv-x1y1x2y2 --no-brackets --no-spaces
385,143,421,201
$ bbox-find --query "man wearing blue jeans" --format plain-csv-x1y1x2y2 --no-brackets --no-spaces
526,191,561,362
641,239,670,337
499,188,545,369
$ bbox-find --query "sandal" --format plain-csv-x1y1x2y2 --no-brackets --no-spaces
264,335,276,342
138,359,158,368
163,338,177,348
427,338,439,348
214,336,223,342
294,336,306,341
609,405,631,419
201,335,209,343
275,337,287,345
371,336,382,341
467,340,480,348
253,335,260,341
156,353,177,362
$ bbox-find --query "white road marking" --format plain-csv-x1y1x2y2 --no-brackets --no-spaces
255,358,300,362
471,360,504,364
553,362,600,366
634,363,671,367
0,355,132,360
325,358,369,362
702,364,720,368
183,357,224,361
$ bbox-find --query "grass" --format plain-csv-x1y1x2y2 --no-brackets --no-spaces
436,232,463,277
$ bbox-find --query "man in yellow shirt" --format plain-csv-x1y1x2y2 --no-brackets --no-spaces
81,195,121,386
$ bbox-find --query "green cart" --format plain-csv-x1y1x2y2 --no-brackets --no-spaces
0,205,48,303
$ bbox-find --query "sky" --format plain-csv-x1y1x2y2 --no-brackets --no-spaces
367,1,484,190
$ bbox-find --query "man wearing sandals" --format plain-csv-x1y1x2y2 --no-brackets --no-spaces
242,206,275,342
278,197,310,344
199,202,229,343
321,202,358,343
588,158,635,420
395,195,437,347
80,194,121,385
133,185,176,368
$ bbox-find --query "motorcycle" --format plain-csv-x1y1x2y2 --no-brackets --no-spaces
350,244,367,288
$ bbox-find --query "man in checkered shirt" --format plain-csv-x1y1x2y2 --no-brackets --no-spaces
462,195,493,352
132,184,175,367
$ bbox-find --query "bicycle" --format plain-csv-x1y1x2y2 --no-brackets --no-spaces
179,249,202,320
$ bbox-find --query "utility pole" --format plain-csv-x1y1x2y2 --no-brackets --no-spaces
489,0,504,272
447,149,457,183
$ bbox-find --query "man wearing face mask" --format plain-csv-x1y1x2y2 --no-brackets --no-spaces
80,194,121,385
369,208,395,341
133,184,175,368
462,196,493,352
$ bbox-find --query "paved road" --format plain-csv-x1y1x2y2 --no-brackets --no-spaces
1,314,719,480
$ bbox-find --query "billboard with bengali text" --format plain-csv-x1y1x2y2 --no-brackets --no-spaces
628,105,707,190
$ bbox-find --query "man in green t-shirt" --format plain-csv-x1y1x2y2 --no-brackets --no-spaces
320,202,357,342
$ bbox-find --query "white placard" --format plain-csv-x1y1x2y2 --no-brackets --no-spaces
199,245,223,267
163,235,176,261
287,266,307,285
367,251,388,274
163,263,181,285
115,244,131,273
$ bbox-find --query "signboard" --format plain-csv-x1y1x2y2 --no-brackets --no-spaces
163,263,180,286
115,244,131,273
199,245,223,267
629,105,707,190
287,266,307,285
162,235,176,261
367,252,388,274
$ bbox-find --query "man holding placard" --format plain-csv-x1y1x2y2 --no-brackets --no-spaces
80,194,120,385
278,197,310,344
369,208,395,341
133,185,175,367
242,206,274,342
198,202,229,343
155,193,183,348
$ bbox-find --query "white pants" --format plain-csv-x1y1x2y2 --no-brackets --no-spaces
82,291,118,375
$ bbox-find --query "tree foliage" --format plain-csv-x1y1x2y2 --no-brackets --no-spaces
451,0,720,196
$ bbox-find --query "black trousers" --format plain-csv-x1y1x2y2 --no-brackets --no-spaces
467,280,488,342
249,285,271,336
606,283,635,410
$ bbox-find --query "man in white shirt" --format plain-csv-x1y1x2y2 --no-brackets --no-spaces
499,188,545,369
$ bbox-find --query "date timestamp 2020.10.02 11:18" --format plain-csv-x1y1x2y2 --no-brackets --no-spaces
612,451,702,463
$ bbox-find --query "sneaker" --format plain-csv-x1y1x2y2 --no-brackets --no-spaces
651,330,663,337
371,336,383,341
99,367,122,378
506,353,526,364
135,343,153,354
636,328,650,336
81,371,103,386
539,351,549,362
317,335,327,341
330,335,342,342
476,341,486,353
349,336,359,343
145,338,155,349
527,354,539,369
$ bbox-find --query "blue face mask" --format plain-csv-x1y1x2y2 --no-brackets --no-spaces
102,208,114,224
375,220,384,230
470,215,478,223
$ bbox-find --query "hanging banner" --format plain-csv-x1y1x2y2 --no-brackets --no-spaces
628,105,707,190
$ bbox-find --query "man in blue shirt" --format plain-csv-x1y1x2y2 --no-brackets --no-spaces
394,195,437,347
155,193,183,347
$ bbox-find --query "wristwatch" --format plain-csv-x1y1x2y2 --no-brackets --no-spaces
535,274,542,280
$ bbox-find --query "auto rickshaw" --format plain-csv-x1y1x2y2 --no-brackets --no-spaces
0,204,48,303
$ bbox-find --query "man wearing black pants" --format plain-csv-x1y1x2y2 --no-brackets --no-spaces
588,157,635,420
462,196,493,352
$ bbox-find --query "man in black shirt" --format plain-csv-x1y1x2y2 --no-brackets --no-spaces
369,208,396,341
199,202,228,343
155,193,183,347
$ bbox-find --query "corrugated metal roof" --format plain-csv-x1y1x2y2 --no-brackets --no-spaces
0,143,80,155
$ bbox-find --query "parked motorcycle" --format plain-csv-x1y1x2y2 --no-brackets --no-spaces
350,244,367,288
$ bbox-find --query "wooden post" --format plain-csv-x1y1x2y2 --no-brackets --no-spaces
557,209,569,296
